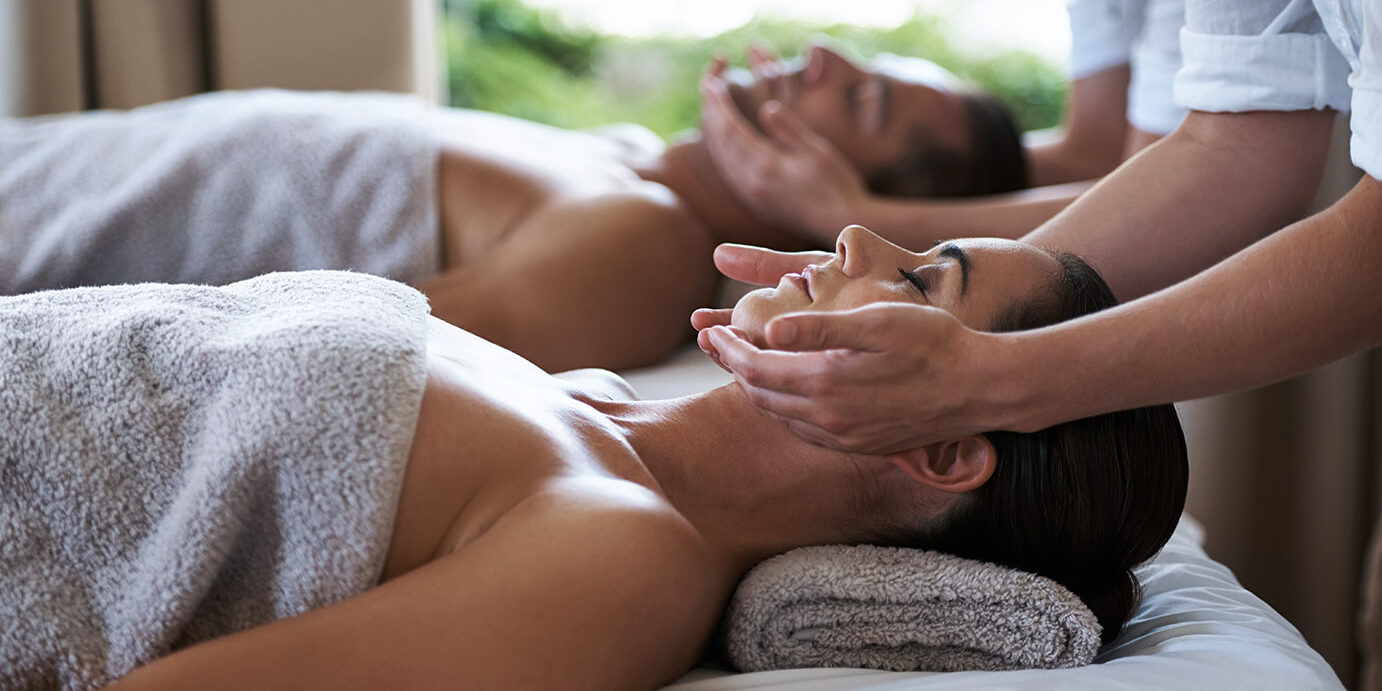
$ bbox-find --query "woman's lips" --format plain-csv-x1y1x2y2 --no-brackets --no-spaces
783,272,810,299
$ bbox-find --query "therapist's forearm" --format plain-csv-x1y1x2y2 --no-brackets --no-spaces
1025,110,1336,300
1027,65,1132,186
852,180,1093,246
842,66,1129,247
1001,176,1382,433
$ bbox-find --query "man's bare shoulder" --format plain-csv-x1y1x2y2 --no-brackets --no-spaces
585,122,666,162
538,179,708,240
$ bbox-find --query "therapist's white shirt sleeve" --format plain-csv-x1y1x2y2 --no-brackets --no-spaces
1067,0,1136,78
1352,1,1380,178
1127,0,1186,134
1067,0,1187,135
1173,0,1353,112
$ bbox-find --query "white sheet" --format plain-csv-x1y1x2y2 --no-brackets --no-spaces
622,346,1343,691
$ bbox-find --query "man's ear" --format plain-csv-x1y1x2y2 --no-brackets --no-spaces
887,436,996,493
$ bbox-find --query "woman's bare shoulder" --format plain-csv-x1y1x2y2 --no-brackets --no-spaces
448,479,726,686
108,478,725,691
516,478,726,613
511,477,712,566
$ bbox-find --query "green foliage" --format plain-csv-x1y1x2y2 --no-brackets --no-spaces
443,0,1066,138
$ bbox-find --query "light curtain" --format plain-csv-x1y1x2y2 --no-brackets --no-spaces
0,0,438,117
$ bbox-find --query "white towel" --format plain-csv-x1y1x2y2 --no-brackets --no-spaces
0,271,430,690
0,89,440,295
724,544,1102,673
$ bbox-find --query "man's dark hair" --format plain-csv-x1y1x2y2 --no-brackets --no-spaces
866,89,1029,199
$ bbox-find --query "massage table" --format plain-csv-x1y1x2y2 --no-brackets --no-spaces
619,346,1345,691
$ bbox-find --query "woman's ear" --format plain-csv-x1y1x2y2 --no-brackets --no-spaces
887,436,996,493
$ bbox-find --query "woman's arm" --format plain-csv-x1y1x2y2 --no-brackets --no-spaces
106,494,720,691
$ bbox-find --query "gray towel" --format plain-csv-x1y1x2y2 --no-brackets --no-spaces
0,89,440,295
0,271,430,691
725,544,1101,673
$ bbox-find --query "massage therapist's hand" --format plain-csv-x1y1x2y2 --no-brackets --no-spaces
691,243,834,371
701,302,1007,454
699,55,870,244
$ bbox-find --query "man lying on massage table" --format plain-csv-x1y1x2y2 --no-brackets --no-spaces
0,45,1025,372
2,227,1185,690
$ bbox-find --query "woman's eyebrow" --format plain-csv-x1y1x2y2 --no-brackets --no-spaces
938,243,970,295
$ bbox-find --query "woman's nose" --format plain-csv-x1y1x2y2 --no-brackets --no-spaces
836,224,896,277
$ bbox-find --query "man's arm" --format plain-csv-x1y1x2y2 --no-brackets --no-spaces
1025,109,1336,299
106,495,720,691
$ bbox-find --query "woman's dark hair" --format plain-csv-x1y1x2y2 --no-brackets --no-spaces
889,252,1189,645
866,89,1029,199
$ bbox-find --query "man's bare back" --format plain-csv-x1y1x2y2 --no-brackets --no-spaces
421,110,722,372
0,91,812,373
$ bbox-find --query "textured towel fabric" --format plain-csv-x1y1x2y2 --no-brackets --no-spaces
0,89,441,295
725,544,1102,673
0,271,430,691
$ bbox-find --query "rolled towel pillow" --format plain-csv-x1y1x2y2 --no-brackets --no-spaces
725,544,1101,673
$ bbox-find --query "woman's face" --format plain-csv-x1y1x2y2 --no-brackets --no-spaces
725,44,970,178
731,226,1064,343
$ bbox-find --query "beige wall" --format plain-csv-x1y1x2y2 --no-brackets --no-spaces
91,0,206,108
210,0,440,101
1181,114,1370,687
0,0,439,117
0,0,84,115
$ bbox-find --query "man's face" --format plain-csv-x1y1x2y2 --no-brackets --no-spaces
724,45,972,179
731,225,1064,345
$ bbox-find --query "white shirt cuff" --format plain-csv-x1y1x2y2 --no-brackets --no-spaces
1128,37,1186,134
1174,26,1352,112
1351,87,1381,179
1067,0,1133,78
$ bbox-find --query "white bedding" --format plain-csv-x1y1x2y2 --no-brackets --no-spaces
621,346,1344,691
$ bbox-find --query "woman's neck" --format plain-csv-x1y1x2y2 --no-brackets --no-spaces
587,385,897,576
632,135,816,252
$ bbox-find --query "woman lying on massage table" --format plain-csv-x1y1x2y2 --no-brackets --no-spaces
0,45,1026,373
4,227,1186,691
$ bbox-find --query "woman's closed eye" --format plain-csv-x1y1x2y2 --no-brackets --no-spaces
898,267,929,296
